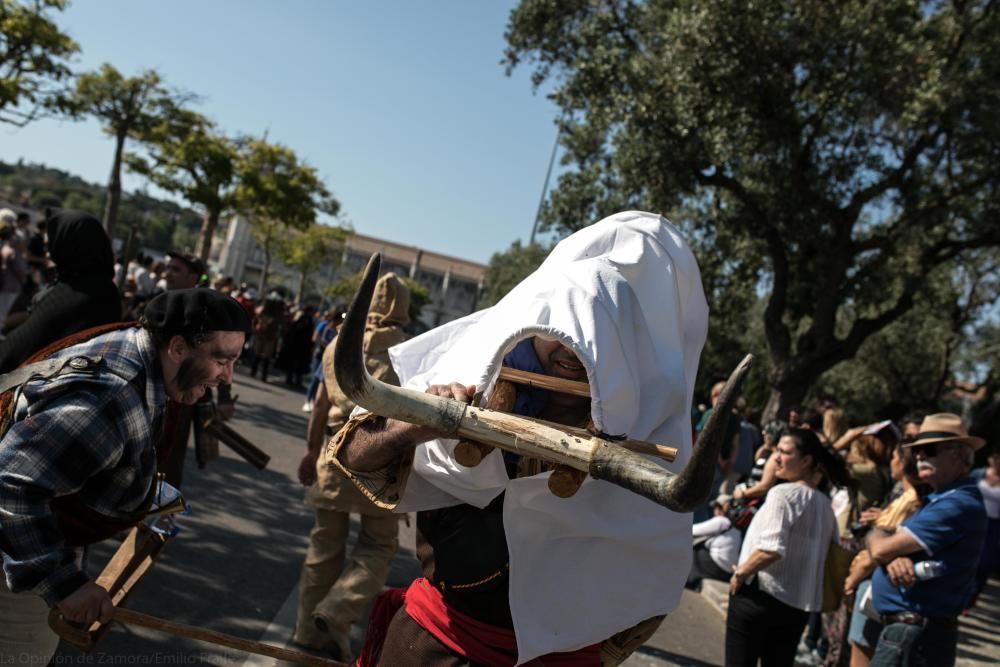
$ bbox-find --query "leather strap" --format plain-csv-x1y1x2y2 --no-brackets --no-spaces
0,355,103,395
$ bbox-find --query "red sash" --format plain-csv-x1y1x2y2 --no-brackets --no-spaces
358,578,601,667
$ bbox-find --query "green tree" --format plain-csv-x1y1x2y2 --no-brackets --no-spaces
234,138,340,292
125,107,238,262
479,240,550,308
0,0,77,126
505,0,1000,420
63,64,184,241
276,223,350,305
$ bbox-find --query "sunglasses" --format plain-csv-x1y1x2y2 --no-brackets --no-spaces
913,442,963,458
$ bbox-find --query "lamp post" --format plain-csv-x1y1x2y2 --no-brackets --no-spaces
529,118,563,246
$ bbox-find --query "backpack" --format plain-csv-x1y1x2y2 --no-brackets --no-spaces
727,497,762,532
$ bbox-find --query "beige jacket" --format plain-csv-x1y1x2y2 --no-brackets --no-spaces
306,273,409,514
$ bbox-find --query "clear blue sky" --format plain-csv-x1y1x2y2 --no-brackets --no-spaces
0,0,562,264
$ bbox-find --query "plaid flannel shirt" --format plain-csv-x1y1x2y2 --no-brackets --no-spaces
0,327,165,604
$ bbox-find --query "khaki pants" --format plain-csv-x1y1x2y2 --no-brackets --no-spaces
0,578,59,664
294,509,398,651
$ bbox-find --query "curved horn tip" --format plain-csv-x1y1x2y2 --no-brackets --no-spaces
333,252,383,400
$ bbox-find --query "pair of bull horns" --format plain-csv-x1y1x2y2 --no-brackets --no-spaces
334,253,752,512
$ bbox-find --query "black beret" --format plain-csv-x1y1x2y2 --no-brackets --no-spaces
143,288,252,338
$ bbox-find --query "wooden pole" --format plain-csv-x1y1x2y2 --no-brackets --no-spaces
50,608,347,667
498,367,590,398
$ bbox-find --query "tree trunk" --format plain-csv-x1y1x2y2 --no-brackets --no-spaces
196,207,221,263
296,269,307,306
761,366,812,424
103,129,127,243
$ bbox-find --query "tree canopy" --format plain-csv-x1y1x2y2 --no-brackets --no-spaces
63,64,186,241
0,0,77,126
480,240,550,308
277,223,350,304
505,0,1000,419
125,107,238,262
235,138,340,291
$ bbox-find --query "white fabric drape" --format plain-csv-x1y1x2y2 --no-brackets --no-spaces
387,211,709,663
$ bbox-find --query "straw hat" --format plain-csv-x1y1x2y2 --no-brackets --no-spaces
903,412,985,451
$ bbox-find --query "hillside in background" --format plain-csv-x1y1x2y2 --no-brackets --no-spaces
0,159,203,253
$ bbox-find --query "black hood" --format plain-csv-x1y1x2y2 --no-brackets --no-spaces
45,208,115,282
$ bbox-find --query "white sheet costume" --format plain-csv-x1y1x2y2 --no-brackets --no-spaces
359,211,708,663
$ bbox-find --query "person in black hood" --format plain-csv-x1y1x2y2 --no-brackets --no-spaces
0,209,122,373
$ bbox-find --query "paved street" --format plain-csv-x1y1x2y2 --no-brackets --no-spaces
50,368,995,667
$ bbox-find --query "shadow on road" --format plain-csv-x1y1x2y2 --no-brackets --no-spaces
63,453,316,661
633,645,720,666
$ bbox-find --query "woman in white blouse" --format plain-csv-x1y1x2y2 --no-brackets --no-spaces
725,427,851,666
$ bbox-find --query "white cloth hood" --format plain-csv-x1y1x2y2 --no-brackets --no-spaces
388,211,709,663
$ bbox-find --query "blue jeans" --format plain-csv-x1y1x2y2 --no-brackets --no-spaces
305,356,324,401
870,618,958,667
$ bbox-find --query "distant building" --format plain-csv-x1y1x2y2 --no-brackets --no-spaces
213,215,485,330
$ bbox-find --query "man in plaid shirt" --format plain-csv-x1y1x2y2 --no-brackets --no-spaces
0,288,250,660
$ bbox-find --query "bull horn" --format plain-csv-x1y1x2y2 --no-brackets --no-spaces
334,253,467,434
589,354,754,512
335,252,754,513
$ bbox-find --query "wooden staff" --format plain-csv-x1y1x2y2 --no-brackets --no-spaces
202,418,271,469
50,608,346,667
498,367,590,398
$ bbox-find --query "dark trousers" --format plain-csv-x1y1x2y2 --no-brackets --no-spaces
725,579,809,667
870,618,958,667
687,543,731,589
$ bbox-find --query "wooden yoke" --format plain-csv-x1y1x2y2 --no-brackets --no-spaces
454,370,680,499
335,253,753,513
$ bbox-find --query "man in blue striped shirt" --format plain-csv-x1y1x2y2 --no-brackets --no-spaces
0,288,250,660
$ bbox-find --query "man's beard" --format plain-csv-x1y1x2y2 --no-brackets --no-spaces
174,357,204,393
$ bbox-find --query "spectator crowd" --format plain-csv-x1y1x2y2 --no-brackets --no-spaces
0,205,994,667
687,387,996,667
0,206,342,393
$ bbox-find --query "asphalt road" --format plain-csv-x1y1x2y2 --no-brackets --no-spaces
49,365,727,666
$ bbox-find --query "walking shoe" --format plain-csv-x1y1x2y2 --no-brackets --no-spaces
310,615,352,662
301,401,313,413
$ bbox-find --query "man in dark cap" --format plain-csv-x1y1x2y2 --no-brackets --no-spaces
158,250,236,487
164,251,206,290
0,288,250,662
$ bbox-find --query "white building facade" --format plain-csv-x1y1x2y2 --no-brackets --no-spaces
213,215,485,330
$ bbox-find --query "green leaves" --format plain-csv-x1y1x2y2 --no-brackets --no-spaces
65,64,176,138
479,240,550,308
234,138,340,231
506,0,1000,418
0,0,78,125
125,107,239,260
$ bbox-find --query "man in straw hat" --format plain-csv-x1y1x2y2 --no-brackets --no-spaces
0,288,250,662
866,412,987,667
323,212,744,665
